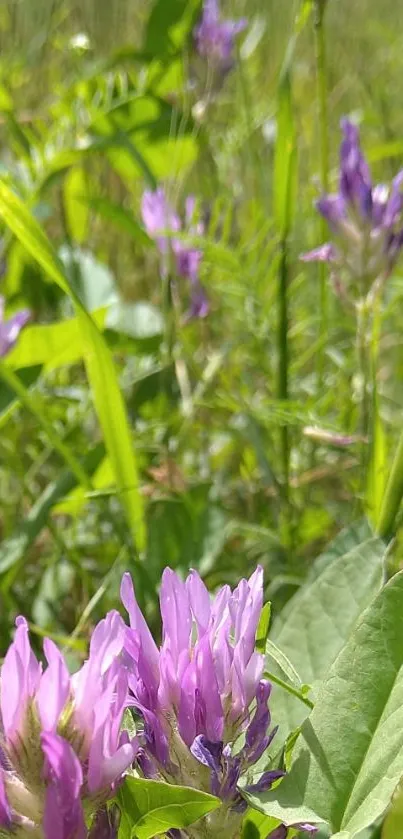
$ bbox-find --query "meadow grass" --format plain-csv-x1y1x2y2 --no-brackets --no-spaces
1,0,403,654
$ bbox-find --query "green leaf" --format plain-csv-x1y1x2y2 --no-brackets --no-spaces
265,639,303,688
377,424,403,540
248,571,403,837
4,313,105,371
242,807,281,839
106,300,164,339
63,167,89,244
0,364,42,421
0,181,146,554
269,536,386,736
143,0,201,57
306,519,374,582
256,602,272,654
91,95,198,181
382,784,403,839
117,777,220,839
59,247,116,311
84,195,152,245
273,68,297,238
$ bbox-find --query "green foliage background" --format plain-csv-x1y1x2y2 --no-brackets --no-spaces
1,0,403,658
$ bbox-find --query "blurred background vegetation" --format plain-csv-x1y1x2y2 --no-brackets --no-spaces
1,0,403,654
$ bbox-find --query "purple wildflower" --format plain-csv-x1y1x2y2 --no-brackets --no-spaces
194,0,247,73
0,297,30,357
0,612,135,839
121,567,279,828
302,119,403,294
141,189,209,318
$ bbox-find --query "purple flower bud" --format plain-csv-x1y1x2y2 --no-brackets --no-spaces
339,119,372,217
0,612,135,839
244,769,285,795
0,297,30,357
194,0,247,72
244,680,273,764
121,567,277,827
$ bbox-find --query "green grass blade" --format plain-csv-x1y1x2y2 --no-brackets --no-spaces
0,181,146,555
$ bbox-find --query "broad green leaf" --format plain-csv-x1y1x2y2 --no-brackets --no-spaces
4,312,105,370
0,181,146,554
307,519,374,582
269,536,386,736
106,300,164,339
248,572,403,837
117,777,219,839
59,247,116,311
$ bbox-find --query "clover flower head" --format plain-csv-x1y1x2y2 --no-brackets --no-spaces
121,567,282,838
0,612,135,839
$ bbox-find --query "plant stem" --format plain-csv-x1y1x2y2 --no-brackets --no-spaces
313,0,330,385
265,668,314,710
356,300,370,443
278,239,289,509
377,425,403,541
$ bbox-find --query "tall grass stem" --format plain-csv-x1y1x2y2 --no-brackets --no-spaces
278,239,289,506
314,0,330,385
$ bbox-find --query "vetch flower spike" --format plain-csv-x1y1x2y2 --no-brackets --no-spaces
301,118,403,298
0,613,135,839
121,567,280,839
194,0,247,75
141,188,208,318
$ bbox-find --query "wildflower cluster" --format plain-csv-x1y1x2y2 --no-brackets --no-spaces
0,567,316,839
0,612,135,839
303,119,403,299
